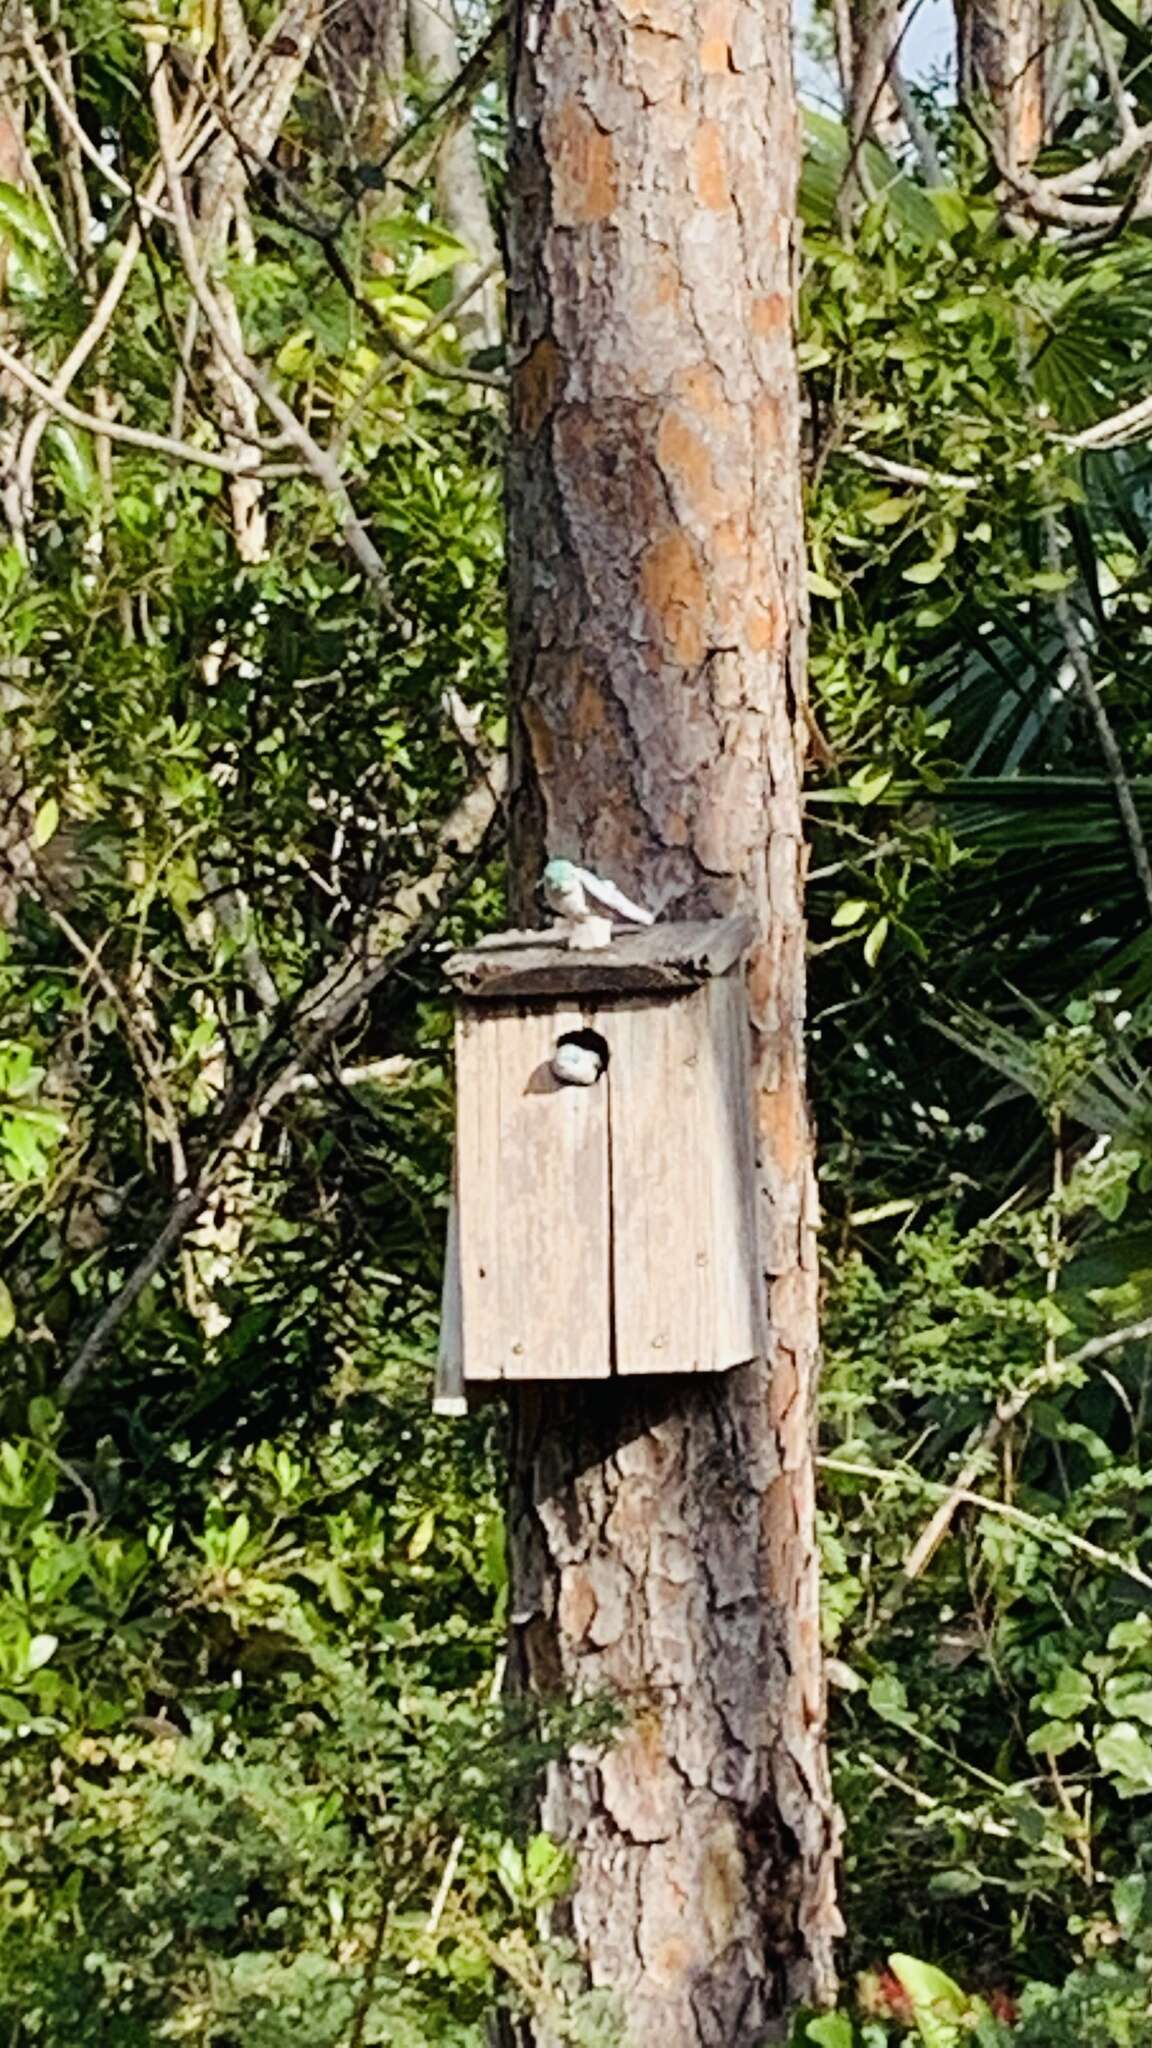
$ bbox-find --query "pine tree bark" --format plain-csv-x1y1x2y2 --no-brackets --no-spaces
955,0,1050,172
503,0,842,2040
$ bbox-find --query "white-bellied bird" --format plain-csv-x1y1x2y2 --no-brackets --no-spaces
541,859,653,945
550,1028,609,1087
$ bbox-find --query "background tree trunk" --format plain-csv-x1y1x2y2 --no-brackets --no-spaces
407,0,502,349
503,0,842,2039
955,0,1051,172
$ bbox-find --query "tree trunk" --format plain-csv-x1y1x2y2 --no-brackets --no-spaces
840,0,903,164
503,0,842,2040
407,0,502,349
324,0,408,156
955,0,1050,172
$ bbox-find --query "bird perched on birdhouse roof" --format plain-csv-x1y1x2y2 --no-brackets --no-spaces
542,858,654,950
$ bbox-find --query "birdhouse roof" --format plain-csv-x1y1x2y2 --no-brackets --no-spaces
444,915,754,1000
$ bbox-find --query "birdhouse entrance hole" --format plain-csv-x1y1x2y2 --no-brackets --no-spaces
435,917,767,1405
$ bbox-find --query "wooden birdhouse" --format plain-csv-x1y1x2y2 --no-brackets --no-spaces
435,917,766,1409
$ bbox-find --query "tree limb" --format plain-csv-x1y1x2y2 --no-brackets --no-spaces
1062,391,1152,449
148,51,397,603
58,785,504,1400
828,1454,1152,1595
900,1313,1152,1580
847,446,979,490
1041,507,1152,922
0,340,301,476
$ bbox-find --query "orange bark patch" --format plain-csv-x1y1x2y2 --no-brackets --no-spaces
754,390,785,454
573,678,606,739
656,408,723,522
746,595,783,651
751,291,790,336
693,121,730,209
759,1072,805,1179
699,0,734,71
521,699,557,776
641,250,680,310
558,1567,598,1644
512,336,564,439
547,97,619,224
640,530,707,666
675,360,728,423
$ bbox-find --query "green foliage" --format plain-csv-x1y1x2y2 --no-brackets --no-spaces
8,0,1152,2039
0,3,608,2040
801,76,1152,2048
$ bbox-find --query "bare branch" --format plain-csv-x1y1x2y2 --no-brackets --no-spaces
1062,390,1152,449
1042,508,1152,921
58,780,504,1400
317,227,508,389
17,14,174,222
826,1454,1152,1596
0,339,301,476
148,51,397,602
901,1313,1152,1580
847,446,980,490
1043,116,1152,195
1080,0,1138,143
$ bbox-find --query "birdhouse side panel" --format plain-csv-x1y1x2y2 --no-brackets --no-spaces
604,980,764,1375
455,1004,612,1380
702,973,768,1365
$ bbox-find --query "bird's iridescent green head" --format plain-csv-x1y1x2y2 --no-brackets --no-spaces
543,858,578,890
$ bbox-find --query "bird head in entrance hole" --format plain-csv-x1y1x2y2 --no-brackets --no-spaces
549,1028,609,1087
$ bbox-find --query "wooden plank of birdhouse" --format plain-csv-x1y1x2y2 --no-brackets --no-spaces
433,1177,467,1416
704,974,768,1366
446,915,755,1000
603,979,765,1375
455,1003,611,1380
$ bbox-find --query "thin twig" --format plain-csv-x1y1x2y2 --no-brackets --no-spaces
38,895,191,1197
415,255,503,344
1041,508,1152,921
404,1653,506,1978
838,0,927,226
148,51,396,602
374,12,507,183
318,228,508,390
823,1454,1152,1594
899,1314,1152,1580
847,447,979,491
0,341,300,477
58,795,504,1400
